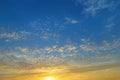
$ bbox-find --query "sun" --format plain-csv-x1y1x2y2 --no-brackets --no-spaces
44,76,55,80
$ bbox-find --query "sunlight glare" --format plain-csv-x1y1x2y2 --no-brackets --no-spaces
44,76,55,80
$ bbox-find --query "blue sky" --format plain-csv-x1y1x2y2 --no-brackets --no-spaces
0,0,120,80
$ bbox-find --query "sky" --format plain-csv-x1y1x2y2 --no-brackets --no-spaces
0,0,120,80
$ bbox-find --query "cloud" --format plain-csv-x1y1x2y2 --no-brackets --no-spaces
65,17,79,24
0,31,31,41
104,12,120,37
0,38,120,76
39,33,59,40
106,23,115,32
0,44,78,73
29,19,64,41
80,39,120,51
0,40,120,72
76,0,115,16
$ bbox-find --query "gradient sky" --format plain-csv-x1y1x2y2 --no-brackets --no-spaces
0,0,120,80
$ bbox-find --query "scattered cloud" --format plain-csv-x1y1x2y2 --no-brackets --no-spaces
0,27,60,42
80,39,120,51
0,38,120,74
0,1,120,80
0,31,31,41
29,19,65,40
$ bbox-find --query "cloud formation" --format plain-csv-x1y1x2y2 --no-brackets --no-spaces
0,38,120,75
80,39,120,51
0,31,31,41
76,0,116,16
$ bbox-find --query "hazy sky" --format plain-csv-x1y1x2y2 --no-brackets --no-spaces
0,0,120,80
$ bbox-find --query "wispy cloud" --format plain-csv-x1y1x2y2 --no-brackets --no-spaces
104,12,120,37
65,17,79,24
76,0,115,16
66,62,120,73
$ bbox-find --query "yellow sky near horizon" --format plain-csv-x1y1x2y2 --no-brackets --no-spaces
0,63,120,80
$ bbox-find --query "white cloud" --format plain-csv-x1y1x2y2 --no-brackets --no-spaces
65,17,79,24
0,31,31,41
76,0,115,16
39,32,59,40
29,19,63,40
